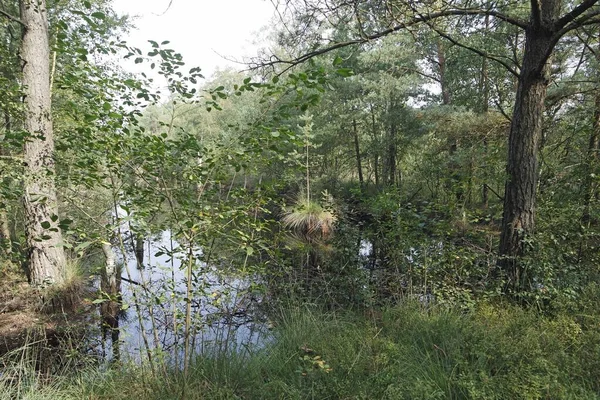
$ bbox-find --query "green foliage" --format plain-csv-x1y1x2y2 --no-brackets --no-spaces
5,300,599,399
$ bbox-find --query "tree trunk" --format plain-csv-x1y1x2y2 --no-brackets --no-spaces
101,240,121,360
498,15,558,291
582,34,600,227
371,106,380,186
0,114,12,256
352,118,364,187
385,122,397,186
384,99,397,187
134,235,144,268
437,40,451,106
481,15,490,208
0,209,11,256
20,0,66,286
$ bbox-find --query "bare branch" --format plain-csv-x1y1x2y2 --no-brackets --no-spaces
430,25,520,77
154,0,174,16
255,7,527,70
0,9,23,25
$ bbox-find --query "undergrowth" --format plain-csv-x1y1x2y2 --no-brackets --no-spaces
2,290,600,399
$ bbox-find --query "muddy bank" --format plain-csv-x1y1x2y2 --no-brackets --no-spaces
0,268,95,358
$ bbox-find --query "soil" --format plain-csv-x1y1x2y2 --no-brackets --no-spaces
0,267,94,356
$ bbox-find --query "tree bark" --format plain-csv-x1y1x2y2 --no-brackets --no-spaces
20,0,66,286
498,5,560,291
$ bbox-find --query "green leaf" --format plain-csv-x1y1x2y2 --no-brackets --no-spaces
41,221,51,229
75,241,93,252
336,68,354,77
333,56,343,66
91,12,106,20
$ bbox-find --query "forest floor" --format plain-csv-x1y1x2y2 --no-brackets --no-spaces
0,266,93,357
0,269,47,355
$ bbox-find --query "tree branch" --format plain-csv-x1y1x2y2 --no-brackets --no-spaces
255,7,527,71
484,183,504,201
556,10,600,38
430,26,520,77
0,9,24,25
554,0,599,31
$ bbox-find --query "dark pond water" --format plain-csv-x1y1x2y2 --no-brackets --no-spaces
98,231,269,366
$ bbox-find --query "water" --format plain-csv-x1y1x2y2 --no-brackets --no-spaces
99,231,269,365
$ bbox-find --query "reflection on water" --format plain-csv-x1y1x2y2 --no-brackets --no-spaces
99,231,268,366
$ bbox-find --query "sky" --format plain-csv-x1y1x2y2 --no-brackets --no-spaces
112,0,275,81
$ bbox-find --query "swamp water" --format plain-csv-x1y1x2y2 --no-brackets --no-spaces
97,231,269,366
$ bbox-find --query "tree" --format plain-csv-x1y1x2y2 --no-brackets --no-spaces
265,0,600,294
20,0,66,286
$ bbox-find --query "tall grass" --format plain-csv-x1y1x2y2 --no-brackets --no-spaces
2,298,600,399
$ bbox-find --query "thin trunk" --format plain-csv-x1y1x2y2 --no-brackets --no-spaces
581,96,600,225
371,107,380,186
481,15,490,208
498,6,559,292
386,122,397,186
438,41,463,202
134,235,144,268
384,99,397,187
437,40,451,106
183,244,194,377
581,35,600,227
0,112,11,254
577,90,600,264
20,0,66,286
101,241,121,361
353,118,364,187
0,210,10,255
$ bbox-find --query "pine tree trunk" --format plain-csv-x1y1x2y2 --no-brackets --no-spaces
20,0,66,286
498,10,558,292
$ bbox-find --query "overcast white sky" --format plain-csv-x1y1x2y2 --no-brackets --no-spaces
112,0,275,80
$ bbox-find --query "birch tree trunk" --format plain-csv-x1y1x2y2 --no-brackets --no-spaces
20,0,66,286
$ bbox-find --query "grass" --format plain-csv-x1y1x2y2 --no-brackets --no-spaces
2,296,600,399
